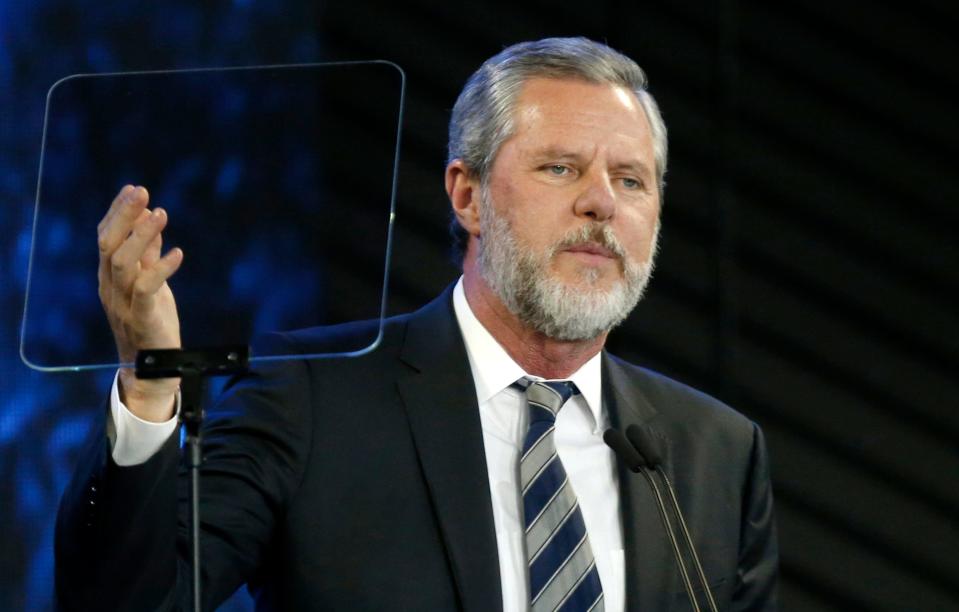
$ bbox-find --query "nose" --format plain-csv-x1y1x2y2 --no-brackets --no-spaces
573,169,616,222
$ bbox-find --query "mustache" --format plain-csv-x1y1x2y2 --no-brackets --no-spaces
549,223,627,260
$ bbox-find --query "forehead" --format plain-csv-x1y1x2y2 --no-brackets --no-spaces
507,77,654,160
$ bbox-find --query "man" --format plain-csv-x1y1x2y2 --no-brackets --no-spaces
56,37,778,610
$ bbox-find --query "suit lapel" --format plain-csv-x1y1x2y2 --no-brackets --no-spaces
396,288,503,612
603,354,676,611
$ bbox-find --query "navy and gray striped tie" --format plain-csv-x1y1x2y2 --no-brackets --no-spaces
520,379,604,612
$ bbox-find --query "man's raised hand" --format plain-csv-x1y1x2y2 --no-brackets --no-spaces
97,185,183,422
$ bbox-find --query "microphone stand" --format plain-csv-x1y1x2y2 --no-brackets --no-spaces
654,465,719,612
624,425,719,612
603,429,700,611
638,464,701,611
136,346,250,612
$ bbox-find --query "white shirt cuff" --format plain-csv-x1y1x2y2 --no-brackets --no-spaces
110,370,179,466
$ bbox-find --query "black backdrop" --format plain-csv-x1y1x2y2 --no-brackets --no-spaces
0,0,956,609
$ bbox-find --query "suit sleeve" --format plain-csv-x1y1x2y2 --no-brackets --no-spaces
55,342,314,611
732,423,780,612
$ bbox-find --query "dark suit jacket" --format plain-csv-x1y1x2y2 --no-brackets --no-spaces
56,287,778,611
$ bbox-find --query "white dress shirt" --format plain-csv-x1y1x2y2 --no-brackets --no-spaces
109,370,179,466
111,278,625,610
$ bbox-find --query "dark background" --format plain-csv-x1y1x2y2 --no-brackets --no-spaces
1,1,956,610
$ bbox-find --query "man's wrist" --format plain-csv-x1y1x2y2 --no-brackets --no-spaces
117,368,180,422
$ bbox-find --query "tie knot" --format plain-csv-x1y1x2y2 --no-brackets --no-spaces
521,379,578,421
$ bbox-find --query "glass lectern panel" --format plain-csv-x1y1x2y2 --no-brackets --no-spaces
21,62,403,371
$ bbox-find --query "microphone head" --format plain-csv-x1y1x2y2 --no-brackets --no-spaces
603,429,646,472
625,424,664,468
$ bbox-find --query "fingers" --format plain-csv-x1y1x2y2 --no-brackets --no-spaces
97,184,136,236
97,185,175,315
98,185,147,299
98,188,143,302
131,247,184,317
98,185,149,260
110,207,168,290
141,227,163,268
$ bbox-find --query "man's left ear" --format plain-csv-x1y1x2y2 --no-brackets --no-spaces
445,159,481,236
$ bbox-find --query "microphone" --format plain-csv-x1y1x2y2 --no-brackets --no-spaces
604,429,700,612
626,425,719,612
602,428,644,472
624,424,662,465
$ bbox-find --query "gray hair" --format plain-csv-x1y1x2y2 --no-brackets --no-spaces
448,37,668,263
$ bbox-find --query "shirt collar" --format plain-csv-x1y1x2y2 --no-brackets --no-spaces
452,278,604,427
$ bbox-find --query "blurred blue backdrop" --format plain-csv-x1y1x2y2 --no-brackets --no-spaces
1,1,327,609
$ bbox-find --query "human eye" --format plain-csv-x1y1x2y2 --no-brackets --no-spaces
545,164,571,176
621,176,644,190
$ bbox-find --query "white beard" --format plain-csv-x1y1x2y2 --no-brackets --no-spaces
477,192,658,342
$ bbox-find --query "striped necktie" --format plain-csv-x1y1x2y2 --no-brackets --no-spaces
519,379,605,612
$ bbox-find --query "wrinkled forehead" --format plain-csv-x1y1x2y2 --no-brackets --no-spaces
507,78,656,161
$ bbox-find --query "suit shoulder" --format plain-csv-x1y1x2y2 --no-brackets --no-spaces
606,353,757,437
251,287,456,359
252,312,414,357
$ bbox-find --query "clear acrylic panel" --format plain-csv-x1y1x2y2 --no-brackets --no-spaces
21,61,404,371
